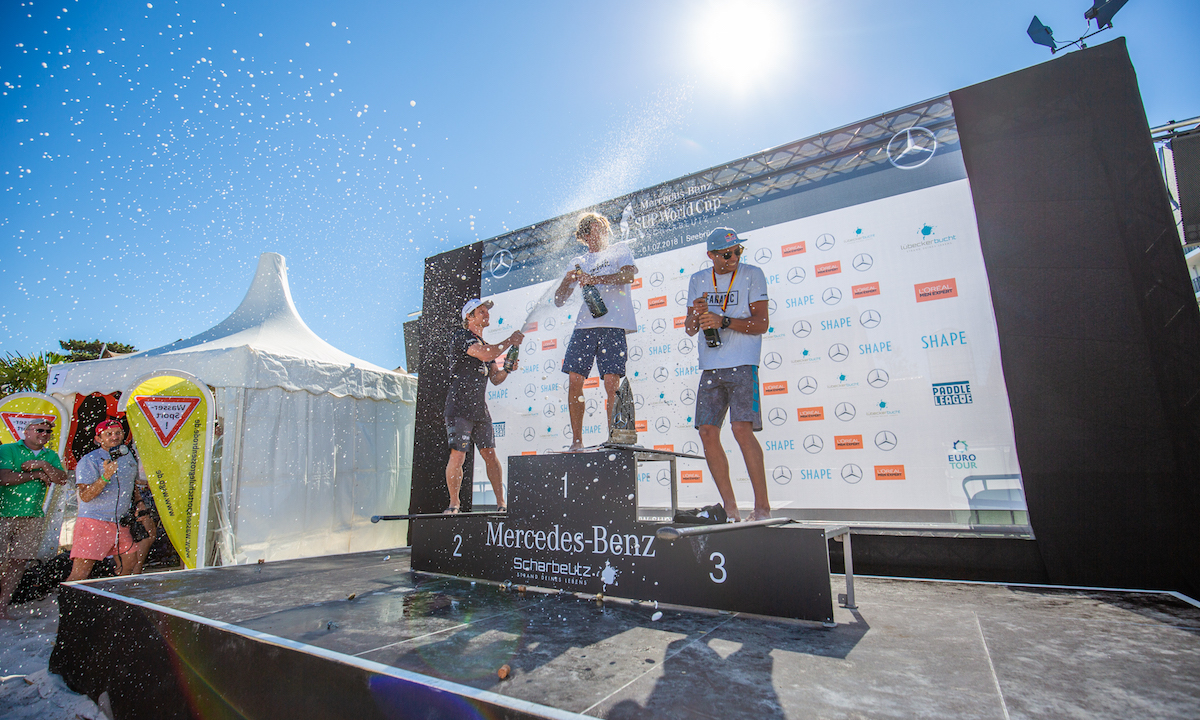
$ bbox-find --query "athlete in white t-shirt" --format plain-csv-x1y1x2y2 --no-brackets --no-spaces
554,212,638,451
684,227,772,522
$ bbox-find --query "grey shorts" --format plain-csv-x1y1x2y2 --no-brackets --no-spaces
445,417,495,453
694,365,762,431
0,516,44,562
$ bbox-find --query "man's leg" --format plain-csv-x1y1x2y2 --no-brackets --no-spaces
115,550,141,576
479,447,505,509
0,559,27,619
699,424,741,522
66,558,96,583
602,374,621,429
445,449,467,510
567,372,586,451
731,421,770,519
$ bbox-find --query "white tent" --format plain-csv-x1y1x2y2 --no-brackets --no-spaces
48,252,417,564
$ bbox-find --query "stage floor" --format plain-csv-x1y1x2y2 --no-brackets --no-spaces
58,549,1200,719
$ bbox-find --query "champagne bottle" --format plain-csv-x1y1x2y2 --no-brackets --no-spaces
503,345,519,372
578,265,608,318
703,325,722,348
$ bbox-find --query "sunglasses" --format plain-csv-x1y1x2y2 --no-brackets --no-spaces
30,427,54,434
717,246,743,260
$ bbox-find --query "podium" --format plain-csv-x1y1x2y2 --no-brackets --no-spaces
412,447,849,623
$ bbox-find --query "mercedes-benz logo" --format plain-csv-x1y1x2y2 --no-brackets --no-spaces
822,287,842,305
544,359,559,373
524,339,538,354
834,402,856,421
683,441,700,455
829,343,849,363
841,463,863,484
867,369,890,388
543,403,556,417
653,367,669,383
526,301,536,313
628,346,644,361
771,466,792,485
675,290,688,306
523,427,536,442
524,384,537,398
803,435,823,453
657,469,671,486
875,431,897,451
543,317,556,330
768,298,777,314
634,394,645,409
852,253,873,271
792,320,812,338
586,398,600,416
815,233,836,251
787,267,806,284
768,407,787,426
655,417,671,433
633,299,643,312
764,352,783,369
650,272,665,287
652,318,667,334
489,250,513,278
700,259,712,270
887,126,937,169
680,388,696,405
563,425,573,439
677,338,695,354
754,248,772,264
797,376,818,394
859,310,881,329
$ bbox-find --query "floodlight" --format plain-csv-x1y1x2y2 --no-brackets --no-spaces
1085,0,1130,29
1027,16,1058,51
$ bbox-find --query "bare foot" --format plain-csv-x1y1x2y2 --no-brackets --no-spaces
567,440,584,453
746,508,772,522
724,505,742,523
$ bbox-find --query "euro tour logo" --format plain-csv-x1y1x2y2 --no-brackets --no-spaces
949,440,977,470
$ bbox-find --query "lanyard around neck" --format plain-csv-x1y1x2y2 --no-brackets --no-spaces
712,264,739,313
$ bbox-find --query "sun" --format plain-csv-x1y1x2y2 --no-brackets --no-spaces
691,0,791,95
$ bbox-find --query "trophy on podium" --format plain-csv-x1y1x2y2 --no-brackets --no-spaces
607,377,638,445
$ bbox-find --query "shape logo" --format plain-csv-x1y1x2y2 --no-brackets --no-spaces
134,396,201,447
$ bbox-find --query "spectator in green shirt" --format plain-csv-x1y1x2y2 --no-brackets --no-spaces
0,419,69,619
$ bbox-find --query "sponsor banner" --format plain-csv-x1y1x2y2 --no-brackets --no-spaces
648,296,667,309
125,375,213,569
835,435,864,450
875,465,906,480
815,261,841,277
763,381,788,396
541,339,557,351
0,392,71,543
680,470,703,484
673,316,686,328
797,407,825,421
782,241,806,257
583,376,600,389
915,277,959,302
852,282,880,298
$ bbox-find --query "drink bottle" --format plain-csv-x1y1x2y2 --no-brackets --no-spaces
703,325,722,348
578,265,608,318
503,345,519,372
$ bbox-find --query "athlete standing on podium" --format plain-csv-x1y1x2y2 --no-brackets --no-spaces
684,227,772,522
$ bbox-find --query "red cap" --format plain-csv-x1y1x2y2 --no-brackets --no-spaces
94,419,123,434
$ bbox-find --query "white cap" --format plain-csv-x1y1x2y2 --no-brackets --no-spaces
461,298,494,321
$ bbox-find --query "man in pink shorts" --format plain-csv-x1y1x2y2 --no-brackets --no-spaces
67,419,144,581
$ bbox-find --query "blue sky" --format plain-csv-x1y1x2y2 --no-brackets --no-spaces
2,0,1197,370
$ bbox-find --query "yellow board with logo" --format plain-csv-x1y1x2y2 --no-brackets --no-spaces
0,392,71,553
125,375,213,569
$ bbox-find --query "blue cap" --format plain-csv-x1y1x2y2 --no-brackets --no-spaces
706,227,744,253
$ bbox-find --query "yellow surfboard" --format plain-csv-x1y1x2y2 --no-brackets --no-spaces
125,374,213,569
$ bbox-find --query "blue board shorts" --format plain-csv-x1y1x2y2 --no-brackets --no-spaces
694,365,762,431
562,327,627,378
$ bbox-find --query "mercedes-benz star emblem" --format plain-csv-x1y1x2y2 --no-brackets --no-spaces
650,272,664,287
652,318,667,334
524,384,537,398
768,298,777,314
489,250,513,278
887,127,937,169
633,299,643,312
875,431,897,451
797,376,818,394
754,248,772,264
860,310,881,329
657,469,671,486
792,320,812,338
867,369,890,388
634,394,645,409
526,301,536,313
524,340,537,354
653,367,669,383
523,427,536,442
684,441,700,455
675,290,688,306
834,402,856,421
655,417,671,433
545,359,559,373
803,435,823,453
787,267,806,284
841,463,863,484
563,425,572,439
771,466,792,485
586,398,599,417
764,352,783,369
852,253,873,271
829,343,849,363
543,317,556,330
680,389,696,405
815,233,836,251
768,408,787,426
629,346,644,361
822,287,842,305
543,403,556,417
677,338,695,354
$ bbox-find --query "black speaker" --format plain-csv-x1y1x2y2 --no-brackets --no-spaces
1172,132,1200,244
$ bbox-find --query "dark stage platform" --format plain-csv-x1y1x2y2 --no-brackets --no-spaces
51,549,1200,719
